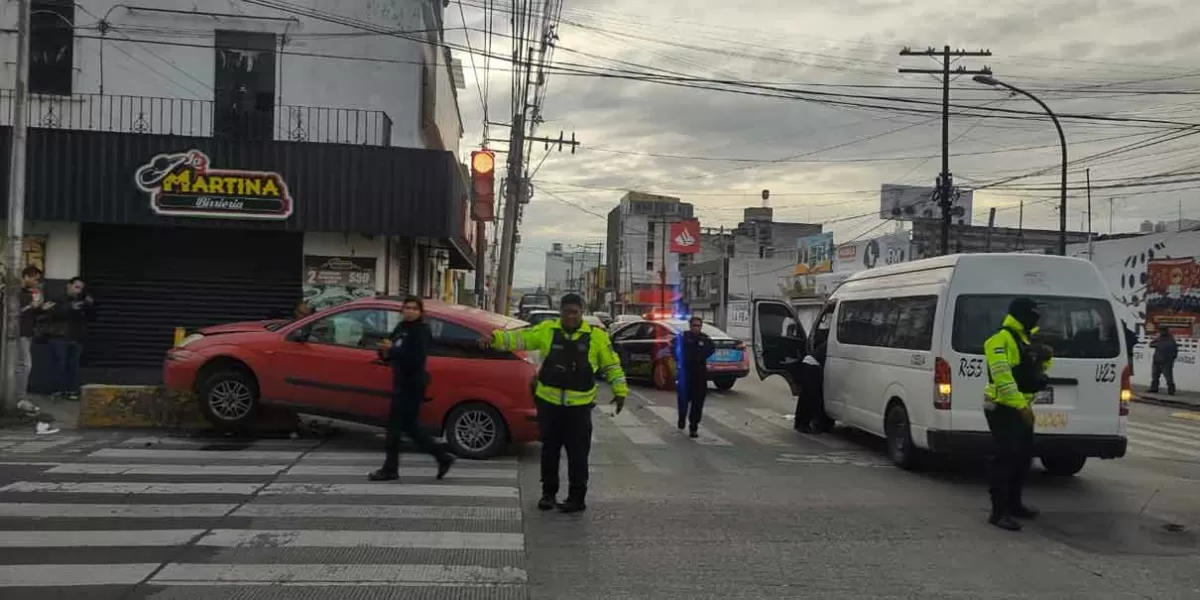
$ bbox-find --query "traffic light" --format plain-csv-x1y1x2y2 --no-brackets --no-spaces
470,149,496,222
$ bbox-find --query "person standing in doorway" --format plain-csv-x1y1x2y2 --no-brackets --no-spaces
16,266,51,412
795,337,828,434
982,298,1052,532
370,296,456,482
480,293,628,513
42,277,94,400
1149,328,1178,396
676,316,714,438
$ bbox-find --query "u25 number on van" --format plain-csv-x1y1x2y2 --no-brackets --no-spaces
959,357,984,378
1095,363,1118,383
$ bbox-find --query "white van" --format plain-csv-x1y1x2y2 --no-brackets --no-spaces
752,253,1131,476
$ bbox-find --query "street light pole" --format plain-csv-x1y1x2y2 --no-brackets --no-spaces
973,74,1068,255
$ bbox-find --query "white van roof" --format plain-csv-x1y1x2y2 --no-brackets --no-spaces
836,253,1110,298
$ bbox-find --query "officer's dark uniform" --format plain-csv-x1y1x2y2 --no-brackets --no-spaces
795,340,828,433
676,326,715,437
983,298,1052,531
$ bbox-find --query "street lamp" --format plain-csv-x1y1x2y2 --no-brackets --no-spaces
973,74,1069,255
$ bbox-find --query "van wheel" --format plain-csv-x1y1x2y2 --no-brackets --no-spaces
1041,454,1087,477
713,377,736,391
197,369,259,432
445,403,508,460
884,403,920,470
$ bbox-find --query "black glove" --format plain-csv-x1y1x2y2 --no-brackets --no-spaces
611,395,626,415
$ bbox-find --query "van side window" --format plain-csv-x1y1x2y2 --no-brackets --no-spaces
836,296,937,350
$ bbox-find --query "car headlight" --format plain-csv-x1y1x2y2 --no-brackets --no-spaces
177,333,205,348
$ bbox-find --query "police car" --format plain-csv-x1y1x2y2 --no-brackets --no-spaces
608,312,750,391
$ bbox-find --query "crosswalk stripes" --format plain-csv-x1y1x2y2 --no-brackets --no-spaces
0,439,526,596
1125,418,1200,461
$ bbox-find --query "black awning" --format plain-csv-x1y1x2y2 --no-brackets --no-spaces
0,127,467,239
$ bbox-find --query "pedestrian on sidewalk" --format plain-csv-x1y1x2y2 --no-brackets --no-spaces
41,277,94,400
15,266,50,413
369,295,456,482
480,293,628,513
1149,328,1178,396
675,316,714,438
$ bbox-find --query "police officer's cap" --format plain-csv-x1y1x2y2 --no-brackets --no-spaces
560,293,584,308
1008,297,1040,318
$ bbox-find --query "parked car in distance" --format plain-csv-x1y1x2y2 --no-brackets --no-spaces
608,315,750,391
163,297,539,460
583,314,607,331
525,309,560,327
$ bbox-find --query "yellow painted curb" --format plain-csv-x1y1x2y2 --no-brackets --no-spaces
79,385,296,431
1170,411,1200,422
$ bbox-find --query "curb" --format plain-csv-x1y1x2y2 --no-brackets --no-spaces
1132,395,1200,411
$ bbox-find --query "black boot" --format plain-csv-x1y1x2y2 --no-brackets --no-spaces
557,488,587,513
537,494,557,511
436,455,456,480
989,514,1022,531
688,425,699,439
368,469,398,482
677,417,685,430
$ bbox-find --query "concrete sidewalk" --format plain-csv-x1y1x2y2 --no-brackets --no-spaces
1133,385,1200,410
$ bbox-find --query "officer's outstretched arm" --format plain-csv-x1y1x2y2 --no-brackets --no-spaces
984,333,1026,408
489,320,553,353
595,331,630,398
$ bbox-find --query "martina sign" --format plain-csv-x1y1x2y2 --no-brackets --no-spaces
135,150,294,220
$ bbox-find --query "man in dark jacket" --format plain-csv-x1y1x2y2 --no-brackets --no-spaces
41,276,94,399
1149,328,1178,396
795,340,828,434
675,316,715,438
16,266,49,412
369,296,456,482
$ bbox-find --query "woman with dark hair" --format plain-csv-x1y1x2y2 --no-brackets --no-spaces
369,295,456,482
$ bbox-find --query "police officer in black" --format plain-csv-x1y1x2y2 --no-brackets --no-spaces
676,316,715,438
369,296,455,482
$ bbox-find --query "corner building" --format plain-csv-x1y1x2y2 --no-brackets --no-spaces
0,0,478,384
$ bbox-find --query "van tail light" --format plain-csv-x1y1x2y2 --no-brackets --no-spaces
934,357,952,410
1119,364,1132,416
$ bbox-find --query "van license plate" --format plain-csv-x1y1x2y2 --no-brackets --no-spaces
1035,412,1068,430
1034,388,1054,405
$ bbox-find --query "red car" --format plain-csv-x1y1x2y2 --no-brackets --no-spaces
163,297,539,459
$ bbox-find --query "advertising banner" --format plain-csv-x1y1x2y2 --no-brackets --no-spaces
303,255,377,310
1145,257,1199,336
796,232,834,275
669,219,700,254
834,232,911,273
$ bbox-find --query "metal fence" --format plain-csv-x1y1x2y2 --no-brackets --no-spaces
0,91,393,147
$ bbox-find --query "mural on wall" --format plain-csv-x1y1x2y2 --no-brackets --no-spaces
1144,257,1199,336
1068,232,1196,335
303,255,377,311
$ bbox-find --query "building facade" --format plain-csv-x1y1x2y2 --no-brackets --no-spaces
605,191,695,314
543,242,602,295
696,207,821,263
0,0,477,384
911,221,1091,258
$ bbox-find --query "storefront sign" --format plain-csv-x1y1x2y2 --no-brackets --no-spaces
303,255,377,311
669,219,701,254
135,150,294,220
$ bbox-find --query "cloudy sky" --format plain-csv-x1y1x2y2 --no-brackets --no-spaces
446,0,1200,288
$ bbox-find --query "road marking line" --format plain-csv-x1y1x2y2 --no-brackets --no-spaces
302,451,518,464
150,563,527,585
45,463,287,476
644,406,732,446
744,407,855,450
0,481,266,495
1131,420,1200,439
603,405,668,446
283,465,514,479
0,503,237,518
233,503,521,520
120,437,316,449
1170,411,1200,422
7,436,83,453
196,529,524,551
0,564,159,587
1126,436,1199,459
704,407,790,446
260,482,518,499
0,529,205,547
90,448,304,461
1127,425,1200,449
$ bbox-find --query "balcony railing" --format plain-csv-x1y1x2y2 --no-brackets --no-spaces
0,90,393,147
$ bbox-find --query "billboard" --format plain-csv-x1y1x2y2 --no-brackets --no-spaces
835,232,911,273
880,184,973,225
669,219,700,254
796,232,834,275
1145,257,1199,336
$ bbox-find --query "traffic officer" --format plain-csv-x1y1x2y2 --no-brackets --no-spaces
983,298,1053,532
675,316,715,438
481,293,628,513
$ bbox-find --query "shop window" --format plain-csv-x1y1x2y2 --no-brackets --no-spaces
30,0,75,96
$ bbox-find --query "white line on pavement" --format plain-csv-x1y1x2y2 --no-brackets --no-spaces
259,483,518,499
0,481,266,495
45,463,287,476
1128,425,1200,449
150,563,528,585
0,503,237,519
602,402,667,446
233,503,521,520
89,448,304,461
703,407,791,446
0,564,160,587
283,465,514,479
301,451,518,464
1131,420,1200,439
643,405,732,446
195,529,524,551
0,529,205,547
744,407,855,450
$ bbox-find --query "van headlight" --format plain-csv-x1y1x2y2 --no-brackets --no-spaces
177,333,205,348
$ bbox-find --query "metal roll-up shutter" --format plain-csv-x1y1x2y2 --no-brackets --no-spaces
80,224,303,383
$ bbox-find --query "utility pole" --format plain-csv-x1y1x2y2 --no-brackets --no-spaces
1086,168,1094,260
984,207,997,253
2,0,31,416
899,45,991,256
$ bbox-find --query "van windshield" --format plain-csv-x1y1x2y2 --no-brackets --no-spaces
952,295,1120,359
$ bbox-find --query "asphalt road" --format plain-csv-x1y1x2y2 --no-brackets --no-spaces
0,375,1196,598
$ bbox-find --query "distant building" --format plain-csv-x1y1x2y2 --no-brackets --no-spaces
910,221,1092,258
697,207,822,263
544,242,602,295
606,192,696,313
